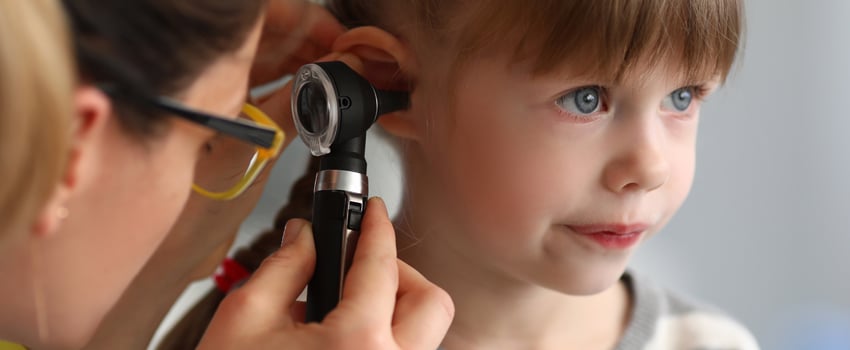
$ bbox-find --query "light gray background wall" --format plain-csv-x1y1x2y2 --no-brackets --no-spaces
151,0,850,348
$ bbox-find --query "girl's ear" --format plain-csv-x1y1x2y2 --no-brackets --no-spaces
328,26,422,141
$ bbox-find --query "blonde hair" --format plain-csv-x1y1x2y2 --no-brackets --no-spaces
0,0,75,237
330,0,743,84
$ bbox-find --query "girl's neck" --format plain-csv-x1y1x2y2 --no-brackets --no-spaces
394,202,633,350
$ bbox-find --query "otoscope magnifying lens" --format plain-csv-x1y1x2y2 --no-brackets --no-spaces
292,63,340,156
297,82,329,134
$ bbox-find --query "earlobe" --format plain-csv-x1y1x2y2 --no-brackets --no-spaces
329,26,423,142
32,86,111,238
32,186,71,238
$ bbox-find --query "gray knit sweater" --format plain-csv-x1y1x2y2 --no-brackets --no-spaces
614,271,758,349
440,271,759,350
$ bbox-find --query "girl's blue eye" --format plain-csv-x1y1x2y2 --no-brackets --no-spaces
556,86,603,115
663,87,694,112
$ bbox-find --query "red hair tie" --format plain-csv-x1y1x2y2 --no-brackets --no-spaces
214,258,251,293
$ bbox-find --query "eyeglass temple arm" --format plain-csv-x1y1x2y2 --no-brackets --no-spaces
154,97,277,149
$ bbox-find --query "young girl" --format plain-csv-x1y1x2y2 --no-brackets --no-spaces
330,0,757,348
170,0,757,348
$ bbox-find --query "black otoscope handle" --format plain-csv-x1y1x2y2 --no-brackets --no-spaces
305,184,366,323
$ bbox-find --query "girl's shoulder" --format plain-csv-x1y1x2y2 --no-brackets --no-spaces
617,271,760,350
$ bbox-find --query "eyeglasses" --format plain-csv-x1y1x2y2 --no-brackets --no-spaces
97,83,285,202
151,96,285,200
101,85,285,200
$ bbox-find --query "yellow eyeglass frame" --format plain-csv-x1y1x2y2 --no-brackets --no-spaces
191,103,285,200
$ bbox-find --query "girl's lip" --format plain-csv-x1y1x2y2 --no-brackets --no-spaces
565,223,650,250
566,223,650,235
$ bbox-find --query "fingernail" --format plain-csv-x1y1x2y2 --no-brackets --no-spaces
282,219,308,247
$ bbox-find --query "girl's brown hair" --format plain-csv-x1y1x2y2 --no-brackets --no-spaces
330,0,743,84
157,157,319,350
0,0,75,240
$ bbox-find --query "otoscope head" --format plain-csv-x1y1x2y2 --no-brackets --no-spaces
292,61,409,157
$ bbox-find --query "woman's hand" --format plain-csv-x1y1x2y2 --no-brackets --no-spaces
251,0,345,88
198,198,455,350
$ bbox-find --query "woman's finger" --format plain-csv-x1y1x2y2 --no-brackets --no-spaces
230,219,315,328
391,260,455,350
332,198,399,328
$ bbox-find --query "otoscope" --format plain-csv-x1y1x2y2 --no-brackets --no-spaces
291,61,409,323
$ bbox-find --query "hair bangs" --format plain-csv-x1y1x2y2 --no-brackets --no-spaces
456,0,742,84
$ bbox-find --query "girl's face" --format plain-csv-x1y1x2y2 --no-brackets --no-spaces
411,50,718,295
0,16,265,349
